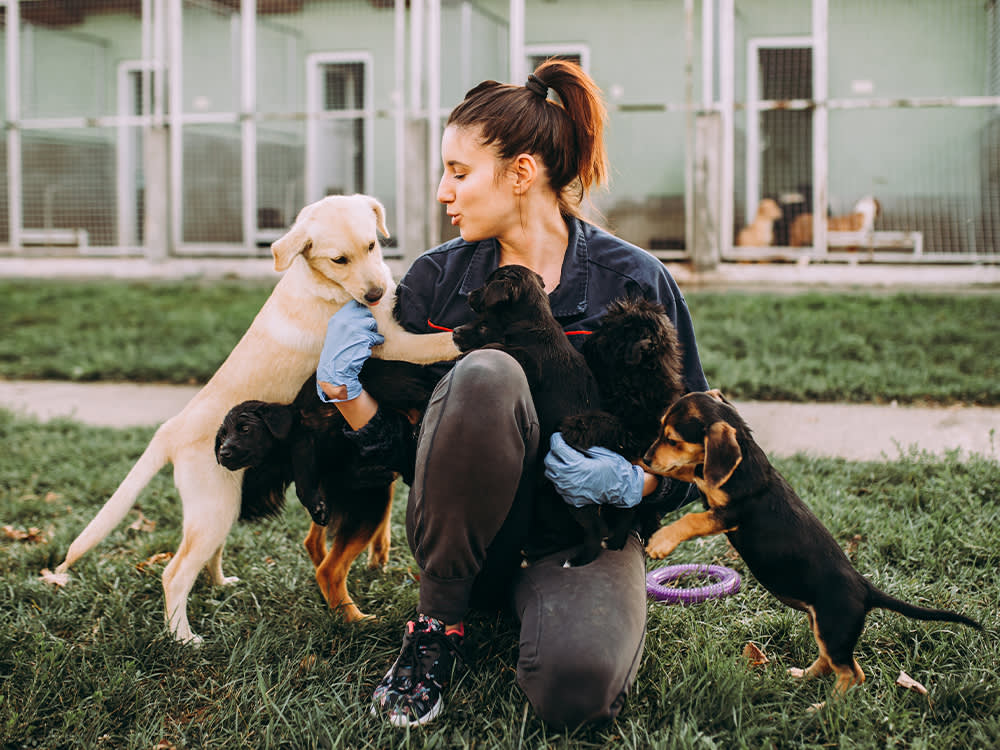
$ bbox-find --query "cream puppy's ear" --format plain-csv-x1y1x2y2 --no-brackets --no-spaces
364,195,390,239
271,202,315,271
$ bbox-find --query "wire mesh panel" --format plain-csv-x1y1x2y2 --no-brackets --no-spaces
255,16,306,244
253,0,406,249
441,1,509,109
10,9,146,252
823,0,997,258
435,1,509,247
524,0,693,259
181,124,244,244
20,129,116,247
0,9,7,245
1,0,997,264
728,1,813,253
729,0,999,260
175,1,241,248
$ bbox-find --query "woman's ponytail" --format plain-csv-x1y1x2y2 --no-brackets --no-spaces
446,59,609,217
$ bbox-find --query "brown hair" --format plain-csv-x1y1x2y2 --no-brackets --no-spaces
446,59,609,218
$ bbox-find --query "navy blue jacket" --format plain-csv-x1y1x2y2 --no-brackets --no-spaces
348,216,709,512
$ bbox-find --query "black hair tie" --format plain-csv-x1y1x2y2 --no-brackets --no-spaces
525,74,549,99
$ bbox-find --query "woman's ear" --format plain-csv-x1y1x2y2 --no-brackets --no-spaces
512,153,539,194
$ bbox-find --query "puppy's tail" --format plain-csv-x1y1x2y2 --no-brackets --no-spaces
55,431,170,574
867,587,983,631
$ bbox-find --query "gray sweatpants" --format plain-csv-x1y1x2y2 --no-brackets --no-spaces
405,349,647,728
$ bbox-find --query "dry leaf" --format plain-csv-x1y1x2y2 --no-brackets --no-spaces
896,670,929,695
136,552,173,571
299,654,320,673
4,525,47,543
846,533,863,559
40,568,70,587
742,642,769,666
128,512,156,533
44,491,61,503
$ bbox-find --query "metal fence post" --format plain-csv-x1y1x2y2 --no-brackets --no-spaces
692,112,721,271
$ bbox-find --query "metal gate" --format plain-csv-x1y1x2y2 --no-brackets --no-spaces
1,0,998,265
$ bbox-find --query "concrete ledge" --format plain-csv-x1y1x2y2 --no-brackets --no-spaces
1,255,998,289
666,260,1000,290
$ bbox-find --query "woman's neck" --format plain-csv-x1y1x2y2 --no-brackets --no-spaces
497,211,570,293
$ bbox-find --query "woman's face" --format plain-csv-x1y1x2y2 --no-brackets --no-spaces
437,125,519,243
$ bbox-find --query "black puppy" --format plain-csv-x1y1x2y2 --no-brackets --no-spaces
214,361,439,621
452,264,603,566
559,297,686,551
216,360,438,523
644,391,983,694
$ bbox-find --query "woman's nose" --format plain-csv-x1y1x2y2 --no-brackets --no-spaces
437,175,452,204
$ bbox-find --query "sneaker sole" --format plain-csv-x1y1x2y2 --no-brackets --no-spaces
387,696,443,728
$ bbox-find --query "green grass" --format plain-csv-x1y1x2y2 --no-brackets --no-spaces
1,280,998,403
689,291,1000,405
2,410,998,748
0,279,270,385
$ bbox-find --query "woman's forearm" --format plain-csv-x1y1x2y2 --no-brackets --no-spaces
320,382,379,430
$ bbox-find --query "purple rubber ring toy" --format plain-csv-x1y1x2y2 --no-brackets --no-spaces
646,563,741,604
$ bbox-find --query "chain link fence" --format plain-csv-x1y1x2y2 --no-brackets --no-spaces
1,0,997,264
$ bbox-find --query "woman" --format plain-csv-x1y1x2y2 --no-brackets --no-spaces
316,59,708,729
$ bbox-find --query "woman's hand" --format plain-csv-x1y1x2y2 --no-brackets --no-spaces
543,432,645,508
316,301,385,403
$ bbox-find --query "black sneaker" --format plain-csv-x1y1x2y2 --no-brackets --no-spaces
371,614,466,727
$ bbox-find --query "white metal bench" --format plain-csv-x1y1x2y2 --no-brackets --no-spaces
827,229,923,256
20,228,90,249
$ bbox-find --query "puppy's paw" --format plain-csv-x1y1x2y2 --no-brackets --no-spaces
340,603,370,623
645,529,680,559
177,631,205,647
367,545,390,570
787,667,807,679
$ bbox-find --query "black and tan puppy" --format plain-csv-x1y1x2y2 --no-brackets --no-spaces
642,391,983,694
559,297,686,554
215,361,439,621
452,264,601,565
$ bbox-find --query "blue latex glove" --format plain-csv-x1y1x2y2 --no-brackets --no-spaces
543,432,645,509
315,300,385,403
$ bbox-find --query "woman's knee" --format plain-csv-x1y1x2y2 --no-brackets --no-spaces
518,648,630,729
448,348,528,406
421,347,537,452
513,540,648,728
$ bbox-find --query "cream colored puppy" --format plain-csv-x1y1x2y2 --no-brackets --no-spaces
54,194,458,644
736,198,782,247
789,196,882,247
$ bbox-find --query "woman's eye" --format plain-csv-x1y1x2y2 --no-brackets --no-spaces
454,173,466,180
331,257,348,265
